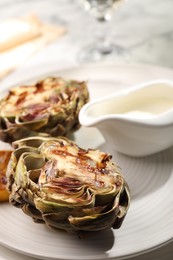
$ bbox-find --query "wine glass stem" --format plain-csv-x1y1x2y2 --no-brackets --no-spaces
94,19,114,55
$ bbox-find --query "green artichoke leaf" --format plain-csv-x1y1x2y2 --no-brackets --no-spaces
6,152,17,187
41,185,95,207
14,152,45,188
34,197,80,214
68,204,119,231
36,174,129,231
14,152,28,188
35,187,95,213
94,185,117,206
41,204,107,231
42,212,74,231
13,146,39,160
15,115,49,130
117,185,131,219
13,136,59,149
22,203,43,221
68,183,130,231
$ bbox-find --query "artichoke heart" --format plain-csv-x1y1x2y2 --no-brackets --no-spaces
7,136,130,233
0,77,89,143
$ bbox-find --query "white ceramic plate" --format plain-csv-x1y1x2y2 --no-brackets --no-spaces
0,63,173,260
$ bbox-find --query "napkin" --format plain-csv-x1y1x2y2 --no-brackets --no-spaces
0,14,66,80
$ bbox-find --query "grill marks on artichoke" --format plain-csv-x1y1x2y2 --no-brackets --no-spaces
0,77,89,143
7,136,130,233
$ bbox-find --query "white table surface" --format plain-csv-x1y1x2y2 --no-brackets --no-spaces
0,0,173,259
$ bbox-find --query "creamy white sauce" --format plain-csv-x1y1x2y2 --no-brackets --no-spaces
124,111,155,119
90,84,173,119
119,97,173,118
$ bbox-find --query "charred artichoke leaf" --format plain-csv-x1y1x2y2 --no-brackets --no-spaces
7,136,130,233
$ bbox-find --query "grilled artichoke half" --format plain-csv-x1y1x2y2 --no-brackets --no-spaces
0,77,89,143
7,136,130,233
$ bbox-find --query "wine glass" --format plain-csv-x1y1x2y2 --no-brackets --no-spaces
78,0,127,62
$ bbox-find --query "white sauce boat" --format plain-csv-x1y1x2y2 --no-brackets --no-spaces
79,80,173,157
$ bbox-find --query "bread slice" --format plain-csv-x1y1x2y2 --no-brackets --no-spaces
0,150,12,202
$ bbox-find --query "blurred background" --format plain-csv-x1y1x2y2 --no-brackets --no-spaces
0,0,173,78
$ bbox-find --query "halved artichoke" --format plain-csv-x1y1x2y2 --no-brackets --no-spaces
0,77,89,143
7,136,130,233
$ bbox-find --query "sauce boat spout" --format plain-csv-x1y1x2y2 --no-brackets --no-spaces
79,80,173,157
